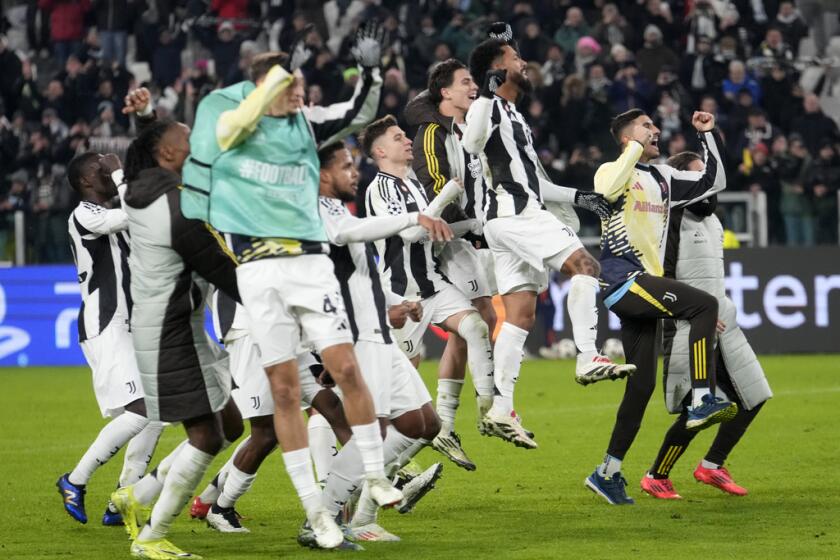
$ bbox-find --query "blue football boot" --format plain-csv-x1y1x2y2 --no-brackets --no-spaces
686,393,738,431
56,473,87,523
585,469,635,505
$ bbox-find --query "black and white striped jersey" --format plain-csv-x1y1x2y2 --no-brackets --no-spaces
364,172,450,300
319,196,393,344
68,201,132,342
455,122,487,222
464,96,558,220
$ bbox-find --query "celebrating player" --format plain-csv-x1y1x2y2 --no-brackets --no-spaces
183,25,400,549
585,109,738,505
57,151,164,527
640,151,772,500
462,38,635,448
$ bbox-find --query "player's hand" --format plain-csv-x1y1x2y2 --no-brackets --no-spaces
122,87,151,115
418,214,454,242
99,153,123,174
630,124,654,146
488,21,513,42
480,69,507,98
716,320,726,334
692,111,715,132
351,20,385,68
404,301,423,322
388,303,411,329
285,24,314,72
574,190,611,220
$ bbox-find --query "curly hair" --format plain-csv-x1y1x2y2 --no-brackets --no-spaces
124,119,177,182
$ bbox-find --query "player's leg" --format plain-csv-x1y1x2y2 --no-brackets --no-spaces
434,333,468,464
550,247,637,384
585,314,658,505
308,410,338,484
642,405,696,500
694,354,764,496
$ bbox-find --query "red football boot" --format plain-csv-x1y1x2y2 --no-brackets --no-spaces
190,496,212,519
640,473,683,499
693,464,748,496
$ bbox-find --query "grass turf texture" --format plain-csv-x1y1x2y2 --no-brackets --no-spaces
1,355,838,559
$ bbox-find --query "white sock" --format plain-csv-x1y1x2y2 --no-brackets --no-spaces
567,275,599,356
490,322,528,416
436,379,463,432
350,480,379,527
308,414,337,483
138,443,214,542
216,465,257,509
456,313,495,398
383,425,424,476
133,440,188,505
198,436,249,502
119,420,164,487
282,447,322,516
69,411,148,486
701,459,721,470
692,387,711,408
598,454,622,477
350,421,385,478
321,439,364,517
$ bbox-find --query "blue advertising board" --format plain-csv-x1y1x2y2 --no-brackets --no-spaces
0,265,217,367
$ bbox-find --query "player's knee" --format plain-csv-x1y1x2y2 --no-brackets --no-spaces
696,291,719,319
191,427,225,455
223,417,245,443
331,359,363,389
474,297,497,332
250,426,278,457
457,311,489,344
271,382,302,409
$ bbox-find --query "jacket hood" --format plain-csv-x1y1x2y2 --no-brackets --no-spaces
124,167,182,209
404,89,454,130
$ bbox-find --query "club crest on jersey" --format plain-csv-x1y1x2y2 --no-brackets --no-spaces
467,157,482,179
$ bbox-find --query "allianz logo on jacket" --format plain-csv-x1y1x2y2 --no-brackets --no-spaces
632,200,667,214
238,159,309,185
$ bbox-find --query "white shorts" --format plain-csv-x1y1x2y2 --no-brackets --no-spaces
392,284,474,359
80,320,144,418
227,333,328,417
437,239,495,299
484,209,583,295
354,340,432,419
236,255,353,367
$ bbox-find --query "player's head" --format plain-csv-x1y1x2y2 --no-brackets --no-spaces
319,141,359,202
610,109,660,161
469,39,531,95
428,59,477,114
125,118,191,181
361,114,412,167
667,151,704,172
249,52,305,116
67,151,117,199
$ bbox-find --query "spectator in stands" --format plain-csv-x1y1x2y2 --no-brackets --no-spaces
439,12,474,63
224,40,259,86
151,28,186,89
761,63,795,132
519,20,553,63
723,60,762,104
738,142,784,243
610,60,655,113
790,94,840,156
209,21,242,86
735,108,779,160
91,0,137,67
755,27,794,66
574,36,602,78
592,3,632,49
554,7,591,54
774,1,808,56
38,0,91,64
550,74,588,154
0,35,23,118
807,141,840,244
636,25,678,83
772,134,815,246
323,0,366,55
636,0,676,48
680,35,725,104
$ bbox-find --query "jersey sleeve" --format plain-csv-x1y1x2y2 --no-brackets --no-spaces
304,66,382,147
319,197,418,246
668,129,727,208
462,97,500,155
594,141,644,202
74,202,129,237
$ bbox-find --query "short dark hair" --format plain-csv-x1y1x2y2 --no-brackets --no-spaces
124,118,178,182
667,151,702,171
66,152,99,192
249,52,286,82
428,59,467,105
610,109,646,144
360,114,398,158
469,38,507,86
318,141,347,168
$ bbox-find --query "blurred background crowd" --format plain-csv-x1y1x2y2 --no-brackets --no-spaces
1,0,840,264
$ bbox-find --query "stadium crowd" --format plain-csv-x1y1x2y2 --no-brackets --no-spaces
1,0,839,264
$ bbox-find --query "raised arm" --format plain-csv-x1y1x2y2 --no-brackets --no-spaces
305,67,382,147
320,197,419,245
594,141,644,202
668,125,727,208
216,65,294,151
462,69,506,154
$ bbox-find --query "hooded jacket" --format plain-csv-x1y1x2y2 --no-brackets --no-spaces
124,166,240,422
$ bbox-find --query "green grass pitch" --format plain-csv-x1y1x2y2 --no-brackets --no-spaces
2,355,838,559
